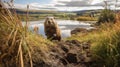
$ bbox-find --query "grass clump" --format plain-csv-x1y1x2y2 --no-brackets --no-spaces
97,9,115,25
91,23,120,67
67,15,120,67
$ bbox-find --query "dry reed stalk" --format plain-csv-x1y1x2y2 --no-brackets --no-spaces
19,39,24,67
28,49,33,67
25,5,29,36
8,30,18,53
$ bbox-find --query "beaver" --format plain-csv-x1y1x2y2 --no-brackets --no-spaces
44,17,61,41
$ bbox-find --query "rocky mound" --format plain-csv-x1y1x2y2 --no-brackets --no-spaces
32,40,92,67
71,28,97,35
71,28,88,35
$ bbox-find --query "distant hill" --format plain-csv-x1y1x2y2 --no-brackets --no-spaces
73,9,120,16
10,8,102,15
9,8,120,15
10,8,62,14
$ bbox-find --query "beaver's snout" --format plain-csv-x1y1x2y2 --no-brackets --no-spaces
48,21,51,24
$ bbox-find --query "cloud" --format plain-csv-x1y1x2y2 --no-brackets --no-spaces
55,0,90,7
54,0,118,7
52,0,120,11
55,6,104,11
29,3,57,10
14,4,27,9
6,0,120,11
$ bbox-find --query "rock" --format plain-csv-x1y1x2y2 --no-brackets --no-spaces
65,53,77,63
71,28,88,35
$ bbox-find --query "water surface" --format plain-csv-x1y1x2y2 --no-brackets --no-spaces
28,20,94,38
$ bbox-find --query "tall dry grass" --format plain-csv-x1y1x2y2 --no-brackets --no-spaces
0,1,54,67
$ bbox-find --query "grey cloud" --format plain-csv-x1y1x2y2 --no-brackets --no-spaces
13,0,120,11
54,0,120,7
55,1,91,7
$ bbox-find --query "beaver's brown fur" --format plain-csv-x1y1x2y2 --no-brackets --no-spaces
44,17,61,41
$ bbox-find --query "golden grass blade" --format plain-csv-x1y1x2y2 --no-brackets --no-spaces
6,29,15,44
0,14,13,25
28,49,33,67
17,39,24,67
8,29,18,53
20,45,24,67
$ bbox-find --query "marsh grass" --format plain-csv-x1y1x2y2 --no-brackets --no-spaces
0,1,54,67
67,14,120,67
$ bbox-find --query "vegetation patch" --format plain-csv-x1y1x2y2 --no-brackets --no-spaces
67,14,120,67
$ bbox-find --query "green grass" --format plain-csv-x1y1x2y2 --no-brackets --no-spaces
67,23,120,67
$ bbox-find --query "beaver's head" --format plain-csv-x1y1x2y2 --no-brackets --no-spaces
45,17,56,26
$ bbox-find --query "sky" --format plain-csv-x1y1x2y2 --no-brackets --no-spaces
3,0,120,11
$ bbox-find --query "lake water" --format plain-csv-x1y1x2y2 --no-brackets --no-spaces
27,20,94,38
